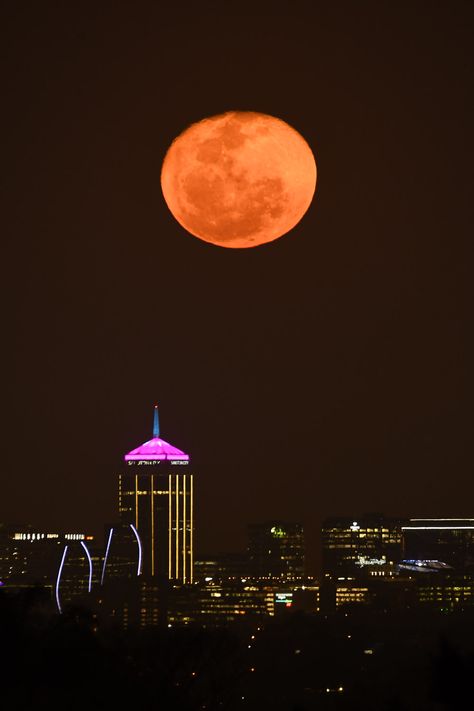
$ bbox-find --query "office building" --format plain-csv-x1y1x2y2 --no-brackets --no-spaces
322,514,403,579
0,525,96,612
118,406,194,583
415,572,474,611
0,525,94,584
194,552,250,581
247,521,305,578
96,577,164,629
168,579,318,626
402,519,474,569
335,584,372,608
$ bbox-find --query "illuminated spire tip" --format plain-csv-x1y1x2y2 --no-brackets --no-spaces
153,405,160,438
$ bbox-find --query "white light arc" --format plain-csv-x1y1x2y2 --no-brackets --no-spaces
80,541,93,593
55,545,68,614
101,528,114,586
130,523,143,576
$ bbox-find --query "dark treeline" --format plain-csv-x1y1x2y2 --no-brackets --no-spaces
1,588,473,710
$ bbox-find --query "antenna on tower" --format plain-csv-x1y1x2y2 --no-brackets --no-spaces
153,405,160,438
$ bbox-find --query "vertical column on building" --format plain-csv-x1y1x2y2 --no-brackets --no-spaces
190,474,194,583
151,474,155,576
164,472,194,584
175,475,180,580
183,474,187,582
134,474,139,530
168,474,172,579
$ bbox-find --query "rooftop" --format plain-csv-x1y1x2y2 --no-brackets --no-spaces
125,436,189,461
124,406,189,462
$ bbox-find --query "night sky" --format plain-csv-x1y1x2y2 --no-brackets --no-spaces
2,1,472,572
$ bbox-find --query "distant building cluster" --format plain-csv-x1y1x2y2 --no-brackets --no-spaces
320,515,474,613
2,409,474,626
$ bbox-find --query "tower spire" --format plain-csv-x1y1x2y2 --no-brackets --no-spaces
153,405,160,438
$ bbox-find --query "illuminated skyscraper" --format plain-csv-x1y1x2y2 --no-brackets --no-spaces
118,407,194,583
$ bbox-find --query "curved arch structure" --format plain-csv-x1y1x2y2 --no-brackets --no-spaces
80,541,93,593
129,524,143,576
56,541,94,613
55,545,68,614
101,528,114,586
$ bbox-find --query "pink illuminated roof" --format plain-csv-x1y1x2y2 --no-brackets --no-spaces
125,437,189,462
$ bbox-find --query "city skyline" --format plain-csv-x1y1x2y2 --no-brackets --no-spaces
4,405,474,580
2,402,474,575
2,3,472,708
5,500,474,621
2,2,472,578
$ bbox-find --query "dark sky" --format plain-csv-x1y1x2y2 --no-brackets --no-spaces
2,1,472,572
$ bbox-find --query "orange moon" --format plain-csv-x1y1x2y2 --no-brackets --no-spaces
161,111,317,248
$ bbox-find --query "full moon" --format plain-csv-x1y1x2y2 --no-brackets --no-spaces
161,111,317,248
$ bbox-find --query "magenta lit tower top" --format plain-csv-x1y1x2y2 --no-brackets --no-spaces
124,405,189,463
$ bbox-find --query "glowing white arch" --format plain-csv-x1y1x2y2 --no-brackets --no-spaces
129,523,143,576
80,541,93,593
55,545,68,614
101,528,114,586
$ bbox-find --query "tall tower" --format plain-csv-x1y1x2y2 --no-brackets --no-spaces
118,406,193,583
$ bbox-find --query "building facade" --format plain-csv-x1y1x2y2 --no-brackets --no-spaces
415,572,474,611
167,579,319,626
118,407,194,583
247,521,305,578
0,525,94,584
402,519,474,569
322,514,403,579
194,552,250,581
0,525,96,612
